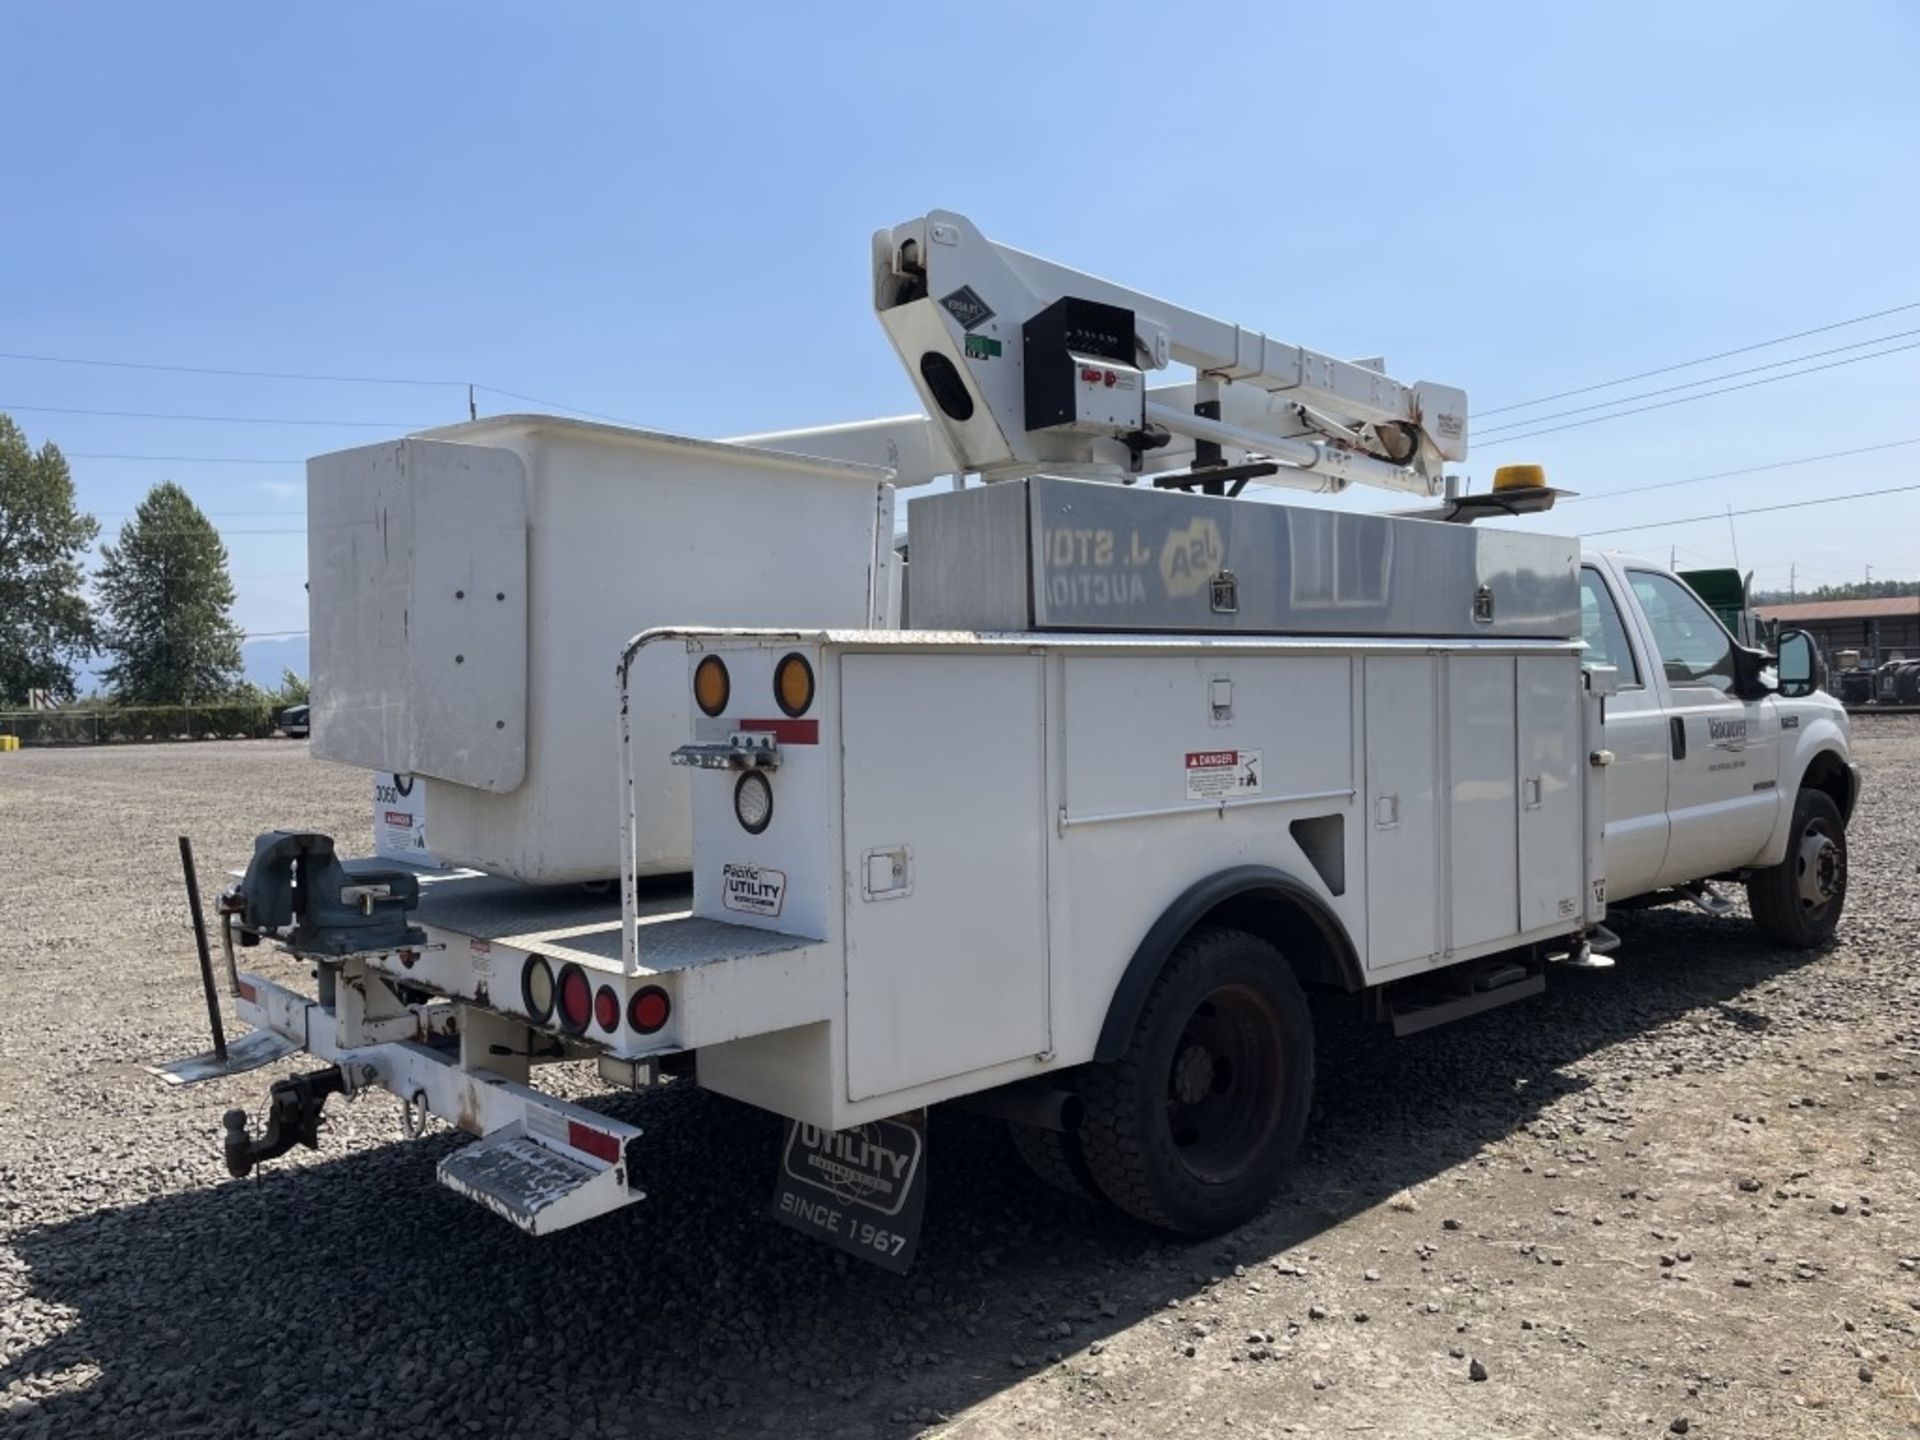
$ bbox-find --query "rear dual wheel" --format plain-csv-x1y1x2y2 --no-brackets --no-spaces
1063,927,1313,1235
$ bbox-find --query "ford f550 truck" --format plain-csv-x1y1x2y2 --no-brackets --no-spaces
157,210,1855,1266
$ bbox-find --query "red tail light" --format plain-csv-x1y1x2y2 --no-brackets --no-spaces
628,985,671,1034
556,963,592,1034
593,985,620,1032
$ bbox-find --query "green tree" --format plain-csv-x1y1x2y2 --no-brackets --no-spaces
96,482,245,703
0,415,99,704
271,668,309,706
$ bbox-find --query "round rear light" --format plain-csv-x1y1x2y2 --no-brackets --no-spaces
734,771,773,834
556,963,593,1034
521,955,555,1023
694,655,730,717
593,985,620,1032
628,985,671,1034
774,652,814,717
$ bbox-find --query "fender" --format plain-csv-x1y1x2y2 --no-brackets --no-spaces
1093,865,1361,1063
1753,710,1854,868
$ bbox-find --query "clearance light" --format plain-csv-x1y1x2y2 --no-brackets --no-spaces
694,655,730,717
734,771,773,834
1492,464,1547,492
521,954,555,1024
594,985,620,1032
628,985,671,1034
556,963,593,1034
774,652,815,717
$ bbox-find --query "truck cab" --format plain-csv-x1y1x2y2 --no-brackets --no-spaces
1578,552,1857,942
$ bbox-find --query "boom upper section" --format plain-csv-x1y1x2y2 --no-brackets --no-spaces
872,209,1468,496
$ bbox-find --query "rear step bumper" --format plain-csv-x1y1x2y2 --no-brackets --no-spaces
178,973,647,1235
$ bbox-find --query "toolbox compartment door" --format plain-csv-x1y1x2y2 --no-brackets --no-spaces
308,438,529,793
840,653,1049,1101
1363,656,1440,969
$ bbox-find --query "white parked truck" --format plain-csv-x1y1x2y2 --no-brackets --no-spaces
159,210,1856,1266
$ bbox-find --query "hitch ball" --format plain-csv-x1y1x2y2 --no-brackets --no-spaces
222,1109,255,1178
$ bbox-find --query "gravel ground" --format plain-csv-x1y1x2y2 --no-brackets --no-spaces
2,726,1917,1439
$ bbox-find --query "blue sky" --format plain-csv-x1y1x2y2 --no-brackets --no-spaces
3,2,1917,642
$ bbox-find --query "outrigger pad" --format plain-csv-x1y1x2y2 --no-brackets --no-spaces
232,830,427,956
147,1028,297,1086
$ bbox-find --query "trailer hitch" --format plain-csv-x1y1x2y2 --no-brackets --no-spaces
223,1065,348,1178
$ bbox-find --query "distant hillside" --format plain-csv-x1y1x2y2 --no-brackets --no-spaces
241,635,310,690
68,634,308,698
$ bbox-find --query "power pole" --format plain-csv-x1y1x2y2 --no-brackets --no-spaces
1789,562,1796,601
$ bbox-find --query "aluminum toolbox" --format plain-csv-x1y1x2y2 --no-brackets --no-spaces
907,475,1579,639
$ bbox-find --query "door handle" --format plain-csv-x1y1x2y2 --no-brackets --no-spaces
1669,716,1686,761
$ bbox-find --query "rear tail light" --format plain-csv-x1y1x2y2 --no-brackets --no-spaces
593,985,620,1032
521,955,555,1023
628,985,671,1034
556,963,592,1034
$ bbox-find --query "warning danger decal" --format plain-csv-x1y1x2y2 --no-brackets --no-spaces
1185,748,1263,802
722,863,787,917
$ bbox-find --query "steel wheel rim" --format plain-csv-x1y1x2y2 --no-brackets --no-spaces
1163,982,1285,1185
1794,815,1844,912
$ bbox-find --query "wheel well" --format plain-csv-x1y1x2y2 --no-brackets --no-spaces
1205,890,1359,994
1799,748,1854,822
1093,867,1360,1062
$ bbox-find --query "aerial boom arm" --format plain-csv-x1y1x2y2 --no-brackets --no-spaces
872,210,1468,496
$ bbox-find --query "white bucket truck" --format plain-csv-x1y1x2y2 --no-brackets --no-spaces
159,211,1855,1267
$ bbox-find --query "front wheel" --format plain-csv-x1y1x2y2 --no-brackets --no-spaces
1076,927,1313,1235
1746,787,1847,949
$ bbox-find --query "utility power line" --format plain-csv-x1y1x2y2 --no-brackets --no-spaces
68,452,306,465
3,403,437,428
1476,338,1920,449
1584,481,1920,537
1474,327,1920,437
0,347,639,426
1478,301,1920,416
0,351,464,388
1562,436,1920,505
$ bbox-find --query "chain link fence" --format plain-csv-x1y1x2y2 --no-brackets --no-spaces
0,702,289,745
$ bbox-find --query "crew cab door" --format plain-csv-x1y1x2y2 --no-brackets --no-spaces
1622,567,1781,886
1579,565,1669,901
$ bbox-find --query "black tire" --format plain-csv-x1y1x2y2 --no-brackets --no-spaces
1007,1118,1101,1203
1077,927,1313,1235
1746,787,1847,949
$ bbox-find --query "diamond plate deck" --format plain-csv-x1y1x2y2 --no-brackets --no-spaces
346,862,808,972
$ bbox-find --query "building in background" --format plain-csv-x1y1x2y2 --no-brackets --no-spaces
1754,596,1920,667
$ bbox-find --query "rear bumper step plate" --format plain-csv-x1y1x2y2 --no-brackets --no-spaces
437,1133,640,1236
148,1028,298,1086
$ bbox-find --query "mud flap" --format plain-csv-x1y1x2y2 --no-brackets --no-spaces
147,1028,298,1086
770,1112,927,1273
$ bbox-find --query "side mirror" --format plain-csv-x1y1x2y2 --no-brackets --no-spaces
1776,628,1819,699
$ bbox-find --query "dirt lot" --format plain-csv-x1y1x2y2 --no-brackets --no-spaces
2,726,1917,1439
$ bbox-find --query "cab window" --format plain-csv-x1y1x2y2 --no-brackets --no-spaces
1579,568,1641,686
1628,570,1735,694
